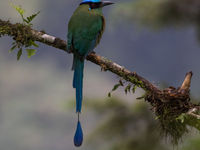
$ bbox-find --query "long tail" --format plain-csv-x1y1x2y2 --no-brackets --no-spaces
72,55,84,113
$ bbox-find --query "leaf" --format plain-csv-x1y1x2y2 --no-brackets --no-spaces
11,3,26,23
26,49,36,58
136,96,145,100
108,82,122,98
108,92,111,97
119,79,124,86
112,83,121,92
125,84,131,94
17,48,22,60
23,18,29,24
31,41,39,47
11,4,40,25
26,11,40,23
12,4,25,16
27,40,39,48
9,44,17,53
132,85,137,94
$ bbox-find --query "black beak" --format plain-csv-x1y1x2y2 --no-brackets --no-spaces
101,1,114,7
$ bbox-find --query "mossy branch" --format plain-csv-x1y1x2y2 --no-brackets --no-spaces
0,18,198,109
0,18,200,144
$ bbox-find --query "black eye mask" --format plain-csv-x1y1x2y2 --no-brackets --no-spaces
89,2,102,9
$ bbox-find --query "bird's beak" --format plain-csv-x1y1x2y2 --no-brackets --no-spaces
101,1,114,7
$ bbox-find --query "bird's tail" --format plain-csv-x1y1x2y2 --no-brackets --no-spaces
74,114,83,147
72,55,84,113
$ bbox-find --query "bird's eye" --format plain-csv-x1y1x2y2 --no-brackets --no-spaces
90,3,96,9
90,3,101,9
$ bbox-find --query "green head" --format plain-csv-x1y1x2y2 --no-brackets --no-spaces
80,0,114,9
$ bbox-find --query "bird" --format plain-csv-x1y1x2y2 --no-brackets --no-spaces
67,0,114,147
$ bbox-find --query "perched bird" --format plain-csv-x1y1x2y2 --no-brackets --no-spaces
67,0,113,147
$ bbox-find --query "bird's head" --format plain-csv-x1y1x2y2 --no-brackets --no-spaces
80,0,114,9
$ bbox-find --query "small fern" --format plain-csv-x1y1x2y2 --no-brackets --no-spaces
10,4,40,60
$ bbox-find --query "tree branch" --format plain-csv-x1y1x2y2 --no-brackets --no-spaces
0,18,199,112
0,19,159,92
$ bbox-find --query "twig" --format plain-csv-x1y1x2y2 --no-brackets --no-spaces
179,71,193,93
187,107,200,119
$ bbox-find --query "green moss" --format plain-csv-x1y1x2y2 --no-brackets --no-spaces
128,76,145,89
159,112,189,145
0,20,38,60
144,91,200,145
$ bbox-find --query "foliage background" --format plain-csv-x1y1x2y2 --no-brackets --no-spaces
0,0,200,150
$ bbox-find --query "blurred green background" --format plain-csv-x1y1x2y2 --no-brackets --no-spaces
0,0,200,149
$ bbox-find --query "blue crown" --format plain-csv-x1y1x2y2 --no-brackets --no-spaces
82,0,101,3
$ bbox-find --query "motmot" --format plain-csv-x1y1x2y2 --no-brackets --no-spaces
67,0,113,147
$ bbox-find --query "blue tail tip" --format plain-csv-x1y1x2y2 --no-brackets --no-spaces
74,121,83,147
